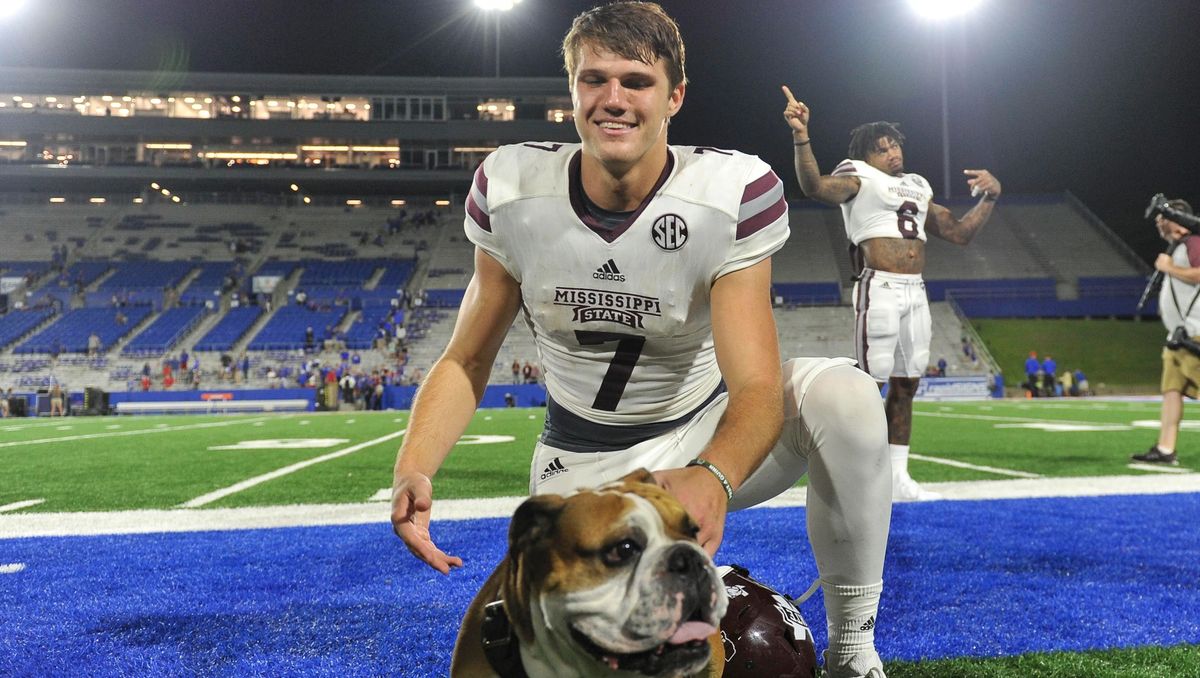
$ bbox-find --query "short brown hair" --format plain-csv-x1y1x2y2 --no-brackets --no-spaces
848,121,905,161
561,2,687,91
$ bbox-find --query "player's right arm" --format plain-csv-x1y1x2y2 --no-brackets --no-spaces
391,246,522,574
781,85,860,205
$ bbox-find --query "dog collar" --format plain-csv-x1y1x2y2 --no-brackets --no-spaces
482,599,528,678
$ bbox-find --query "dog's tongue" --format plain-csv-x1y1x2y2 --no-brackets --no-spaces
668,621,716,645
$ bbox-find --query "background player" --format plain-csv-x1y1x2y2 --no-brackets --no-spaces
781,86,1001,501
392,4,893,676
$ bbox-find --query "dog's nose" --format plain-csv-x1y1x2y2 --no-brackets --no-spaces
666,544,707,579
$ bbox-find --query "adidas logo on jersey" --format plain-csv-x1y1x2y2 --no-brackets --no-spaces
859,616,876,632
593,259,626,282
539,457,568,480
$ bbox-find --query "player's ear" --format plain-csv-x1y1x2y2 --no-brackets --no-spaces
666,82,685,120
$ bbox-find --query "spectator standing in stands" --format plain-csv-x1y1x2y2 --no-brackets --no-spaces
304,326,315,353
240,353,250,383
180,349,189,371
163,371,175,390
87,332,101,357
0,387,10,418
521,360,533,384
1133,199,1200,466
936,357,947,377
783,89,1001,501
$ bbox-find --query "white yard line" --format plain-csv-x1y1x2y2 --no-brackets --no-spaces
0,563,27,574
915,411,1121,426
0,417,274,449
0,499,45,513
177,429,407,508
909,453,1042,479
4,473,1200,539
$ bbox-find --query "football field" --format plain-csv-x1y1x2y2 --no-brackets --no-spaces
2,400,1199,676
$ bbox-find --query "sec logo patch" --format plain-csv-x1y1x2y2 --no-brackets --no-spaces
651,213,688,251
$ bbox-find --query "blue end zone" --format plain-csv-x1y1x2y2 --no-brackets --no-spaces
2,493,1198,674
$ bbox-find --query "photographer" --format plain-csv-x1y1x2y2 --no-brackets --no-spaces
1133,197,1200,465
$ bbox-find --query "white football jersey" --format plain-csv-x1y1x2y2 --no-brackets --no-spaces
465,142,788,429
833,159,933,245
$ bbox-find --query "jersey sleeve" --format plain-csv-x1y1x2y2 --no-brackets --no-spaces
715,160,790,279
463,152,521,282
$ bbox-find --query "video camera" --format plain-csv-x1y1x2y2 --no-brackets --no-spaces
1145,193,1200,233
1166,326,1200,358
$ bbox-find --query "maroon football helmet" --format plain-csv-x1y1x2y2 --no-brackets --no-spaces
718,565,818,678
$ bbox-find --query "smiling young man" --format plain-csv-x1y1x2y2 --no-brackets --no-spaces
393,4,893,676
783,88,1002,503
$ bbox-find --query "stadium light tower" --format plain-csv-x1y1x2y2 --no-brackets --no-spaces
908,0,985,200
475,0,521,78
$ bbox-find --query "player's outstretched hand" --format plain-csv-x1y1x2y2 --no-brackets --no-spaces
392,471,463,574
964,169,1002,200
781,85,810,141
652,465,728,557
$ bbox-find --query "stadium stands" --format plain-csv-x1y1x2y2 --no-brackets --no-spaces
14,307,151,354
122,306,209,356
193,306,263,353
0,194,1151,397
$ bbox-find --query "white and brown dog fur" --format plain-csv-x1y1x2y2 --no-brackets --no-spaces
452,469,729,678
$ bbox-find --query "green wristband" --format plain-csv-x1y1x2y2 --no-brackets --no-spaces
686,458,734,501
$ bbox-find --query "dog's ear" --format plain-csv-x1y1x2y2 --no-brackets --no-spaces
618,467,657,487
504,494,566,641
508,493,565,554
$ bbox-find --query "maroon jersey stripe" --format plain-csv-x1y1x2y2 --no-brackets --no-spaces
466,194,491,233
736,196,786,240
741,170,780,204
473,163,488,196
832,160,856,176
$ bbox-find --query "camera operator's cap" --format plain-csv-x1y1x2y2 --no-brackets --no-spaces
1169,199,1194,215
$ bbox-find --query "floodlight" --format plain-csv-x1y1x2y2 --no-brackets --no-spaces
0,0,26,20
475,0,520,10
908,0,983,20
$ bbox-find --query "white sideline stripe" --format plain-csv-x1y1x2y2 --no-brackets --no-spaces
5,474,1200,539
178,429,408,508
0,417,273,449
0,499,45,513
1,563,27,574
909,453,1042,479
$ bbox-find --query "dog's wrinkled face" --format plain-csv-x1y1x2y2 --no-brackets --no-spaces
505,470,728,677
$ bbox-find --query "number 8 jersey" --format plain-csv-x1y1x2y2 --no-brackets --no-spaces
465,142,788,443
832,159,933,244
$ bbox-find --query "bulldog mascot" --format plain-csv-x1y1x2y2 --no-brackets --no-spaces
450,470,818,678
451,470,728,678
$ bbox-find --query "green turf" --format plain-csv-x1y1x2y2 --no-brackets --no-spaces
884,643,1200,677
3,399,1194,513
972,318,1165,392
3,403,1197,673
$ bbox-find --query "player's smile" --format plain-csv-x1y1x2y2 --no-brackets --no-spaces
570,44,684,181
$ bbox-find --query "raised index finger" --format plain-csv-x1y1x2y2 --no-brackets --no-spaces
781,85,798,105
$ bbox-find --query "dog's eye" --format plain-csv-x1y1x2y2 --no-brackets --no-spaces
602,539,643,566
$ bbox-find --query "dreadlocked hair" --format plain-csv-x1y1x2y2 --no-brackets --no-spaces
848,121,905,161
